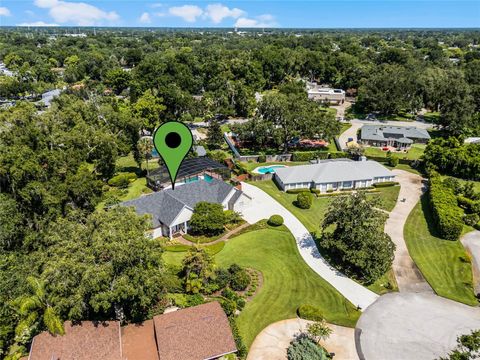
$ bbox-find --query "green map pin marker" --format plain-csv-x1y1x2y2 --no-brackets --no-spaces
153,121,193,190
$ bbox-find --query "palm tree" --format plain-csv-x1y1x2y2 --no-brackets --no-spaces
307,320,333,343
12,276,64,345
137,137,154,176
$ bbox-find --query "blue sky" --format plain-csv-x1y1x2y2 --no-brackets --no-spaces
0,1,479,28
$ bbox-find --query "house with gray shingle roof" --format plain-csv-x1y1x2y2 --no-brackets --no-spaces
360,125,430,149
274,158,395,192
120,178,250,238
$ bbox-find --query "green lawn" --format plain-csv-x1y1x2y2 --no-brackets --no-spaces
364,144,426,160
251,180,331,234
251,180,400,231
404,195,477,306
384,163,423,175
215,226,360,346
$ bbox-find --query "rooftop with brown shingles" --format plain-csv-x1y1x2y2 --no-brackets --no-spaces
121,319,159,360
29,321,122,360
153,301,237,360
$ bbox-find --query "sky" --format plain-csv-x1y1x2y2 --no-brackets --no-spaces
0,1,479,28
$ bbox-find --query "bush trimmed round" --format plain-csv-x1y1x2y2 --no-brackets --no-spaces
268,215,284,226
296,192,313,209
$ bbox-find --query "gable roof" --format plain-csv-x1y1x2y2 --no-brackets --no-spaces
153,302,237,360
275,159,393,185
120,178,236,227
361,125,430,141
29,321,121,360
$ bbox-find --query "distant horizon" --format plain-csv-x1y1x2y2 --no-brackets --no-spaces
1,1,479,28
1,26,479,30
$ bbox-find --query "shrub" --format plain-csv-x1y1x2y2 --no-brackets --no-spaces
107,172,137,188
186,293,204,307
458,196,480,215
268,215,284,226
429,176,464,241
373,181,398,188
214,268,231,289
464,214,480,227
297,304,323,321
220,298,237,316
386,151,399,167
292,151,318,161
258,153,267,163
230,270,250,291
287,334,329,360
189,202,226,236
296,192,313,209
228,317,248,359
286,188,310,194
310,188,320,195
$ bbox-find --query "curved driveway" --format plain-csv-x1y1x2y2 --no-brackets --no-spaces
385,170,432,292
240,182,379,310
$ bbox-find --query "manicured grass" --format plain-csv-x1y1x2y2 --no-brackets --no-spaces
251,180,400,231
404,195,477,306
215,227,360,346
364,144,426,160
251,180,331,234
370,186,401,212
162,241,226,267
384,163,422,175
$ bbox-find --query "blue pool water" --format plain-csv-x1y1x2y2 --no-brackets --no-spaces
184,174,214,183
256,165,286,174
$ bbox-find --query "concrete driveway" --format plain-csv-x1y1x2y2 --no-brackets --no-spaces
461,230,480,294
356,292,480,360
247,318,358,360
240,182,379,310
386,170,432,293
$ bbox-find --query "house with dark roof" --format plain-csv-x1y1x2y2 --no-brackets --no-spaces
147,157,230,191
27,302,237,360
360,125,430,149
121,178,250,239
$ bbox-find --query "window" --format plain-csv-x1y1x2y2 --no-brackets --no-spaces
343,181,353,188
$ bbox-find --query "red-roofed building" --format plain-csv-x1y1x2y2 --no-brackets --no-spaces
26,302,237,360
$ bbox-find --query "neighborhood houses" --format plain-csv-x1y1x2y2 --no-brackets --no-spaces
1,23,480,360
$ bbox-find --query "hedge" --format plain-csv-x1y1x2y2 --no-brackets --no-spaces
373,181,399,188
286,188,311,194
291,151,349,162
457,196,480,215
429,176,464,241
297,304,323,321
268,215,284,226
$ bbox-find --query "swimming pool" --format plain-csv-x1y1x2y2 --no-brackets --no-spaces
253,165,287,174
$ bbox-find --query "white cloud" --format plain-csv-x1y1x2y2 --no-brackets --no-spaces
235,14,277,28
0,7,11,16
168,5,203,23
33,0,119,26
204,3,244,24
17,21,59,26
151,3,164,8
154,12,166,17
139,12,151,24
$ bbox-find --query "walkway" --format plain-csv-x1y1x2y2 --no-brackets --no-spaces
356,292,480,360
240,182,379,310
175,223,251,246
247,318,358,360
461,230,480,294
385,170,433,293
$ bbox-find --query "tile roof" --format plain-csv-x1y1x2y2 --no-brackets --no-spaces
274,159,393,185
121,320,159,360
153,302,237,360
29,321,122,360
361,125,431,142
120,178,236,227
